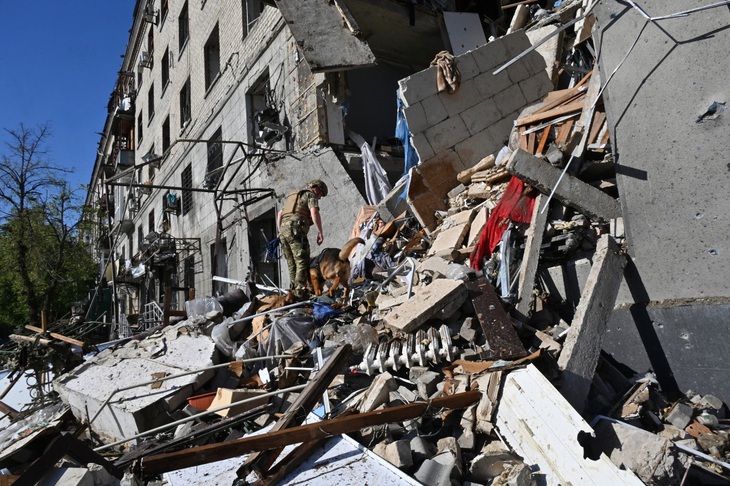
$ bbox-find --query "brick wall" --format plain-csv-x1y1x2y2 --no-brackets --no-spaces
398,31,554,231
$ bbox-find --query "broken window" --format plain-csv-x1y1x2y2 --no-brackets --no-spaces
204,24,220,90
184,255,195,292
178,2,189,52
211,238,228,296
148,83,155,122
148,208,155,235
137,112,144,143
247,71,286,148
179,76,191,129
161,47,170,90
247,209,280,287
242,0,263,39
205,127,223,188
161,0,169,24
137,226,144,253
181,164,193,215
162,116,170,152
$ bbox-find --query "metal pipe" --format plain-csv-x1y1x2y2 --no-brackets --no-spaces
94,383,307,452
87,355,293,427
225,300,313,329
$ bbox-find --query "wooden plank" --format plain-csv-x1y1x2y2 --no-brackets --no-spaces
140,391,481,477
536,125,551,155
526,131,537,154
574,69,593,89
465,277,527,360
25,325,86,348
515,100,585,128
514,194,550,322
588,112,606,144
519,127,528,151
535,86,585,115
9,334,51,346
457,155,495,184
238,343,352,476
555,119,575,145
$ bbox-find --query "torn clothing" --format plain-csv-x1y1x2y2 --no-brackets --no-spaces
430,50,461,94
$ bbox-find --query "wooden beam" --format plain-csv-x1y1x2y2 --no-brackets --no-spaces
10,334,52,346
536,125,552,155
465,277,527,361
25,325,86,348
535,86,585,116
238,343,353,476
516,101,584,128
140,391,481,477
514,194,550,322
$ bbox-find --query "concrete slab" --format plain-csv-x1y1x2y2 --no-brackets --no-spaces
384,279,468,333
514,193,550,322
558,235,626,411
594,0,730,302
506,149,621,222
54,322,217,442
495,365,644,485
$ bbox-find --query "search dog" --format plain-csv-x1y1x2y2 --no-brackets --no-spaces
308,237,364,297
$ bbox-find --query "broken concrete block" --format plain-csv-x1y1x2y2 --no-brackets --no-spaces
666,402,694,430
460,317,478,342
384,279,468,333
373,440,389,459
428,223,470,259
467,206,489,247
359,372,397,413
593,419,671,484
557,235,627,412
459,404,477,450
469,441,520,482
433,449,463,480
411,435,437,463
415,457,455,486
492,462,533,486
54,322,217,442
385,440,413,469
409,366,430,382
416,371,441,400
697,394,725,412
507,149,621,222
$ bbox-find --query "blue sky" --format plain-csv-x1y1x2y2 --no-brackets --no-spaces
0,1,133,192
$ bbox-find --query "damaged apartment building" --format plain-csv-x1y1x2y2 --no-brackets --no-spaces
1,0,728,484
89,0,536,335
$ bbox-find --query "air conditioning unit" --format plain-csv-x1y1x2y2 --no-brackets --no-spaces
140,51,153,69
144,4,159,25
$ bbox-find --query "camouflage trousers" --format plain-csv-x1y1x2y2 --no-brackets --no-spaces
279,218,311,293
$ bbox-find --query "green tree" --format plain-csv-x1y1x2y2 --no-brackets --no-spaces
0,123,95,332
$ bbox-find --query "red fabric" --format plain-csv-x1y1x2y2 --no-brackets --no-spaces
470,177,537,270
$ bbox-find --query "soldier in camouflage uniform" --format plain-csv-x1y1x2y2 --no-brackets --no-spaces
277,180,328,299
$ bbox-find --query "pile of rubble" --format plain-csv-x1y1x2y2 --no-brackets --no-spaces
1,1,730,485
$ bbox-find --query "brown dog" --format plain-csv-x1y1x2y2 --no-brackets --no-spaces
308,237,364,297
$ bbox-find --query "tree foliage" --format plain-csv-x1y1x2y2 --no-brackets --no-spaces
0,124,96,334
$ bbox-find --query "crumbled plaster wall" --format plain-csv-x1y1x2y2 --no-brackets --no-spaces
398,31,554,230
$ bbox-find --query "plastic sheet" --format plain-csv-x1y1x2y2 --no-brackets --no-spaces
211,319,236,357
185,298,223,320
262,311,316,360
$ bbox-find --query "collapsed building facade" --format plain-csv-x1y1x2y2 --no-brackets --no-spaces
1,0,728,484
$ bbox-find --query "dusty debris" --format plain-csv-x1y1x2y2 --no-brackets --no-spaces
3,2,730,485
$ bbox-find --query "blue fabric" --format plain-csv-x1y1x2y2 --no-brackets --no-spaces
265,237,281,261
396,92,419,177
313,302,343,326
